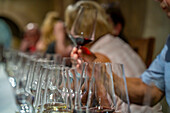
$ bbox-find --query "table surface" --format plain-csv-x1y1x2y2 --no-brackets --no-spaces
0,63,18,113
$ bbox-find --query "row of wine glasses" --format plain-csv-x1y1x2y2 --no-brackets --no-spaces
32,58,130,113
4,49,36,113
3,4,131,112
4,48,130,113
3,49,63,113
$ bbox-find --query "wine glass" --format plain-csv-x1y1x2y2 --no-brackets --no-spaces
77,62,116,113
72,62,131,113
68,5,98,47
61,57,85,111
107,63,131,113
34,65,70,113
44,53,62,65
62,57,78,68
13,52,34,113
4,49,19,88
25,58,55,97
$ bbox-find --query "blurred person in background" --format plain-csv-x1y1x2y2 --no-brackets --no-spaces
43,12,73,57
68,0,162,112
36,11,61,52
102,2,129,44
20,23,40,53
65,0,146,77
53,21,73,57
0,19,12,49
71,0,170,111
104,1,163,112
45,21,73,57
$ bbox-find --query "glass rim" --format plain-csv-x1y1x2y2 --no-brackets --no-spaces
83,61,123,66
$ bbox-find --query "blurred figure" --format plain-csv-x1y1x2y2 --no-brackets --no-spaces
104,2,162,112
68,1,162,112
0,19,12,49
36,11,61,52
42,11,73,57
54,21,73,57
46,21,73,57
65,1,145,77
20,23,40,53
102,2,129,44
72,0,170,111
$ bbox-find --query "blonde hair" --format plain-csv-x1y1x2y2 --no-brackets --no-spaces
65,1,113,41
40,11,61,51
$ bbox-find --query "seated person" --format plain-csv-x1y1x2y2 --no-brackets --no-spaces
20,23,40,53
36,11,61,52
68,0,162,112
71,0,170,111
102,2,129,44
46,21,73,57
65,1,146,77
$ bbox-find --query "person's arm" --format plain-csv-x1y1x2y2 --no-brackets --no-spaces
54,21,73,57
71,47,164,106
114,75,164,106
36,39,46,52
93,51,164,106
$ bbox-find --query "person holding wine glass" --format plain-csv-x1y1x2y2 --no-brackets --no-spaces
71,0,170,111
65,0,146,77
67,0,163,112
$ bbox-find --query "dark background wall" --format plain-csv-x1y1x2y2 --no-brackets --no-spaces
0,0,170,60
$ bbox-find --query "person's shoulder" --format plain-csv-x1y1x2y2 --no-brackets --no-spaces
101,34,118,42
92,34,115,46
114,35,129,46
99,34,129,47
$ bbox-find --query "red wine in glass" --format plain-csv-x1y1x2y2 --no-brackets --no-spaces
68,5,97,47
68,34,92,47
75,37,92,46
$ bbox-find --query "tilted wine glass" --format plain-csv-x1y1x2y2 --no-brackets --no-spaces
68,5,98,47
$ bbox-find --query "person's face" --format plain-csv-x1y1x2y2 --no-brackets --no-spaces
24,29,40,44
157,0,170,18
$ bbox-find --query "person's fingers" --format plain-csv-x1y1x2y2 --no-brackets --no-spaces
78,49,82,57
72,47,78,54
73,54,78,59
77,59,82,64
70,47,77,57
73,47,78,52
78,48,82,54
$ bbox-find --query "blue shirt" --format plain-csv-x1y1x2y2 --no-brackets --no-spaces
141,35,170,106
0,19,12,48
